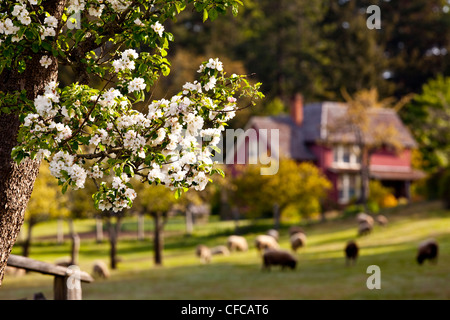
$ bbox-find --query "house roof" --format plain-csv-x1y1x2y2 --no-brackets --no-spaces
247,116,316,161
246,101,418,161
305,102,418,148
370,169,426,181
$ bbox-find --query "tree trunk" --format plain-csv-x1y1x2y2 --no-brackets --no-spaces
232,207,240,234
359,148,372,212
153,213,163,266
185,208,193,236
360,163,370,212
70,234,80,266
219,188,232,220
108,215,121,270
0,0,65,285
57,218,64,245
137,213,144,241
273,203,280,230
96,216,103,243
22,220,35,258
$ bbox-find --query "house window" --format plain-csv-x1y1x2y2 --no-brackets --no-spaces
338,174,361,204
333,145,360,167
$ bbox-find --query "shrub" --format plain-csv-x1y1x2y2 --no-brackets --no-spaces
382,194,398,208
369,180,398,209
343,204,366,217
367,201,380,214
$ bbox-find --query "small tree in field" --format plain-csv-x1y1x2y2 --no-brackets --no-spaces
233,159,331,226
0,0,263,284
133,184,177,266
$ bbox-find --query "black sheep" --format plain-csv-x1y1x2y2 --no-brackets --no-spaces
262,249,297,271
345,240,359,266
417,239,439,265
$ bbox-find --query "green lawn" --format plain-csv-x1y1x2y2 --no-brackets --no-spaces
1,201,449,300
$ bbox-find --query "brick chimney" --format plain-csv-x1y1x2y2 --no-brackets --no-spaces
290,93,304,126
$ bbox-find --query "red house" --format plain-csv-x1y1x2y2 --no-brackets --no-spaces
228,95,425,205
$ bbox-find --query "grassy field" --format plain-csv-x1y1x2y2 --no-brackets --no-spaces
1,201,449,300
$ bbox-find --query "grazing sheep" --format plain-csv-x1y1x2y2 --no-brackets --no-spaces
290,232,307,252
344,240,359,266
92,260,110,279
356,212,374,226
376,215,389,227
417,239,439,265
210,245,230,256
266,229,279,241
358,221,373,236
226,235,248,252
289,226,305,236
255,235,280,252
196,245,212,263
262,249,297,271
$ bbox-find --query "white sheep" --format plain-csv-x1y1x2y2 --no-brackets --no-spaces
290,232,307,252
266,229,279,241
375,215,389,227
358,220,373,236
289,226,305,236
255,234,280,252
196,245,212,263
210,245,230,256
226,235,248,252
92,260,110,279
356,212,374,226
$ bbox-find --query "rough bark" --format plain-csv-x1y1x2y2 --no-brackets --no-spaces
0,0,66,285
107,215,121,270
273,203,280,230
153,212,168,266
153,213,162,266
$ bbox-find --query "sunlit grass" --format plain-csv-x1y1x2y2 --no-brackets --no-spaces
1,201,450,299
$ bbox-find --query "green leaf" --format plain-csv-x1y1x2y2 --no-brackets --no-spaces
124,165,134,177
209,8,218,21
174,188,182,199
203,9,208,22
41,42,52,52
61,181,69,194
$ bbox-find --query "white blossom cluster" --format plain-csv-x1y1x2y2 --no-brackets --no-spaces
0,0,144,47
17,58,241,212
98,173,137,211
151,21,164,37
67,0,130,15
112,49,139,73
49,151,87,190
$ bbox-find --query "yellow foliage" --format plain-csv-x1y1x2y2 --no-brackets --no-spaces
25,163,70,222
233,159,332,219
382,194,398,208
